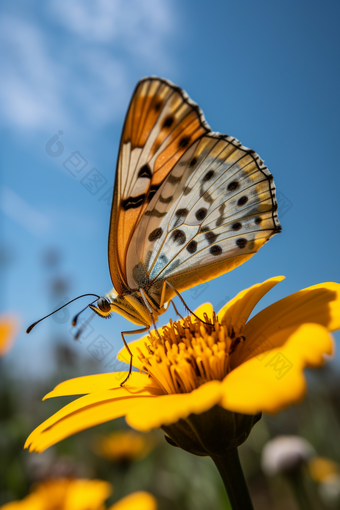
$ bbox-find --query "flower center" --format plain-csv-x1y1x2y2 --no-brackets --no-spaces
136,313,244,394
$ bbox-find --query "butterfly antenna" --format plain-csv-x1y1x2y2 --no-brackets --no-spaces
73,311,96,341
26,294,100,334
72,298,98,327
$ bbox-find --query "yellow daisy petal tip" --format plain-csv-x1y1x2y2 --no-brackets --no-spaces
193,302,213,320
217,276,285,330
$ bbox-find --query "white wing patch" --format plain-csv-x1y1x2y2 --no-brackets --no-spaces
126,133,280,290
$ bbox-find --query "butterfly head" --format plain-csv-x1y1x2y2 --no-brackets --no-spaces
89,291,152,327
89,296,112,319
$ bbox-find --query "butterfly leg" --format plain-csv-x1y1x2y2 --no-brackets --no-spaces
163,280,211,325
170,300,184,320
139,288,162,340
120,327,149,386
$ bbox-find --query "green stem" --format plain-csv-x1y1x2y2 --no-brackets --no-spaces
211,448,254,510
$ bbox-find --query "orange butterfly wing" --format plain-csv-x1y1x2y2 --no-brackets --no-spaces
108,77,210,293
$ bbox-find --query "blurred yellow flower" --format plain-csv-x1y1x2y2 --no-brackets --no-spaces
25,277,340,454
0,315,18,357
0,478,111,510
94,431,155,463
108,492,157,510
309,457,340,483
0,479,157,510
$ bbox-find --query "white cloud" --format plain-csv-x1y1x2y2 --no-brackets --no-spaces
0,0,176,132
48,0,173,46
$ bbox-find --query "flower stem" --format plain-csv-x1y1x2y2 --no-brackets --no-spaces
211,448,254,510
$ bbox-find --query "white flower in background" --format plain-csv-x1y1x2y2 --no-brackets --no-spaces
261,435,316,476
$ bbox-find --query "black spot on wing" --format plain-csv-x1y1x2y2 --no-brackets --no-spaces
205,231,218,244
190,157,197,167
175,208,189,218
195,208,207,221
145,209,167,218
228,181,239,191
159,194,173,204
179,136,191,148
168,174,182,185
147,185,160,202
210,245,222,256
173,208,189,228
202,170,214,182
187,240,197,254
202,189,214,205
163,116,174,128
255,217,262,224
148,228,163,242
236,238,248,248
215,204,226,227
237,196,248,206
170,229,186,245
122,194,146,210
137,164,152,179
232,222,242,231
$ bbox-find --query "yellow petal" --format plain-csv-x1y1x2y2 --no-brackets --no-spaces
108,492,157,510
0,480,112,510
126,380,223,431
192,302,214,321
218,276,284,333
63,479,112,510
0,315,19,357
43,372,161,399
117,303,214,368
309,457,340,483
236,281,340,366
94,431,155,462
117,338,148,370
221,323,334,415
0,493,43,510
25,386,162,453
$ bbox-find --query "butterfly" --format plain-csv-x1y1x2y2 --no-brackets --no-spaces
27,77,281,383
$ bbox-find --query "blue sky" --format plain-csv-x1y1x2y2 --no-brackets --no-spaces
1,0,339,377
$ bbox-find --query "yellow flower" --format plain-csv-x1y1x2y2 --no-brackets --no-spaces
0,315,18,357
0,479,157,510
94,431,155,463
25,276,340,455
309,457,340,483
0,478,111,510
108,492,157,510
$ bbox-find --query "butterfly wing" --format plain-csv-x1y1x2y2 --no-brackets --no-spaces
108,77,210,294
126,133,281,305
